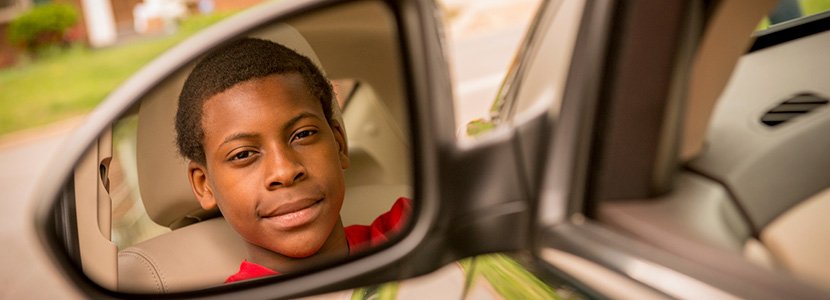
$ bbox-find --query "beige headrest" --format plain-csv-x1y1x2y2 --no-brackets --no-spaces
136,25,336,229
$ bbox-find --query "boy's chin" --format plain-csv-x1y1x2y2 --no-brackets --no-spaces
269,236,346,261
245,219,346,261
266,235,335,259
279,245,324,259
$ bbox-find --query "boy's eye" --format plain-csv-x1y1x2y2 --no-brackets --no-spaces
230,150,256,161
293,129,318,141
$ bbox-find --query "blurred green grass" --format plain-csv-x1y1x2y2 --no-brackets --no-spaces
0,12,233,136
472,254,565,300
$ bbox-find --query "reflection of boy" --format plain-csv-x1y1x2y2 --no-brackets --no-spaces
175,38,411,283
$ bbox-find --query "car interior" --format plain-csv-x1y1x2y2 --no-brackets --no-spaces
65,1,413,293
596,5,830,292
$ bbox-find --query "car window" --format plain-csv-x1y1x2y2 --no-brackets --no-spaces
506,0,584,123
462,0,585,138
446,0,540,138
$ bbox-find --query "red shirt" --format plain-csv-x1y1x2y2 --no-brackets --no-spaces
225,197,412,283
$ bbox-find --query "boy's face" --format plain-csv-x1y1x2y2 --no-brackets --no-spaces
187,73,349,258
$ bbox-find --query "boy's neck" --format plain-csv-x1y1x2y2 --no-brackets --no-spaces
245,220,348,274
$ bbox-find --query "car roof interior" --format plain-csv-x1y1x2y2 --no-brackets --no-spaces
71,1,412,293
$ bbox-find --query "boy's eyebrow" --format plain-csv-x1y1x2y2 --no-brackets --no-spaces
220,132,260,148
218,112,322,148
282,112,322,132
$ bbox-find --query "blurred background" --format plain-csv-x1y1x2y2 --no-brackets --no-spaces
0,0,540,139
5,0,829,143
0,0,541,252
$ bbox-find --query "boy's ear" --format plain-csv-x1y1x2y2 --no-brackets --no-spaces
330,120,350,170
187,161,218,210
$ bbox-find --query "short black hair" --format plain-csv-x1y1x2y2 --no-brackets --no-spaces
176,38,333,165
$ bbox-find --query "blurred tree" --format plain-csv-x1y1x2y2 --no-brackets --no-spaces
6,3,79,56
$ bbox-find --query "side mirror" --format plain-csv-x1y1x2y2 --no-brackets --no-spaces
32,0,533,298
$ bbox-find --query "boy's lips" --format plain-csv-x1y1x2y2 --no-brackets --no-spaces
260,198,324,230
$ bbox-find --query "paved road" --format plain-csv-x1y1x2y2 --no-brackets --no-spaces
0,127,80,299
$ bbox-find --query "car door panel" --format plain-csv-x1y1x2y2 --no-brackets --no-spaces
689,28,830,231
599,172,752,253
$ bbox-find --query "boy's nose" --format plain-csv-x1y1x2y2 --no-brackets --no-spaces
265,151,306,188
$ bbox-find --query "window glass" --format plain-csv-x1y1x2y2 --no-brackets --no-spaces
508,0,585,122
459,0,586,139
443,0,540,137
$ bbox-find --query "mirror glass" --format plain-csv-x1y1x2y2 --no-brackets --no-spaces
54,0,413,293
